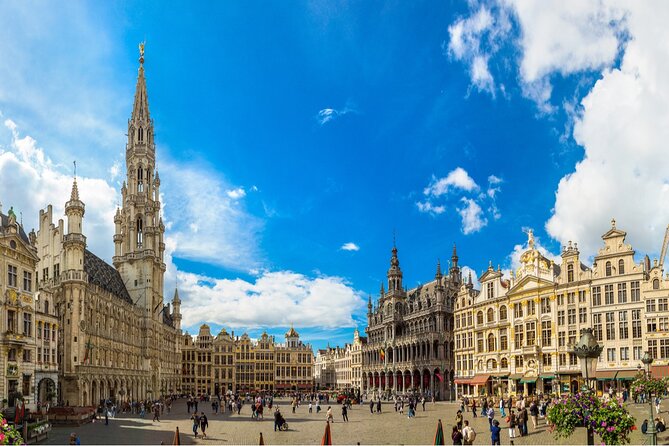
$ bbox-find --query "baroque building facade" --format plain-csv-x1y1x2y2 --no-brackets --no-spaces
362,243,458,400
313,329,366,391
0,207,40,409
181,325,314,395
35,48,182,406
454,222,669,398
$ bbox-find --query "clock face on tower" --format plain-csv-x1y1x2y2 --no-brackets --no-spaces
79,320,87,332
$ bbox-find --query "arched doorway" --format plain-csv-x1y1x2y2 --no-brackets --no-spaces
38,378,57,404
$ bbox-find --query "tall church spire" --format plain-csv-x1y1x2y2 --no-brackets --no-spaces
132,42,151,123
114,42,165,316
387,239,403,293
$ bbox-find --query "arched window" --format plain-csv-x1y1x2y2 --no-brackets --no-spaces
138,127,144,142
137,167,144,192
567,263,574,282
618,259,625,275
653,278,660,290
477,311,484,325
487,308,495,323
487,333,496,352
605,261,612,277
137,217,143,248
44,300,49,315
500,357,508,369
500,305,508,320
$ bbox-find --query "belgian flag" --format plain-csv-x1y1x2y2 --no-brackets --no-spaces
380,348,385,361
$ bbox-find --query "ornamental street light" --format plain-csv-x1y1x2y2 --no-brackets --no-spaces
573,328,603,446
641,351,657,446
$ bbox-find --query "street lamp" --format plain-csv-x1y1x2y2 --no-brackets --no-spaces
573,328,603,446
641,351,657,446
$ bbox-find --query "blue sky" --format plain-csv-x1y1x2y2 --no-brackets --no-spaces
1,1,669,351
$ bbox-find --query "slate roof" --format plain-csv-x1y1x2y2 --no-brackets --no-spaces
0,213,30,244
84,249,132,304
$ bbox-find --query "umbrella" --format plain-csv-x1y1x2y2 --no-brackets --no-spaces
433,419,445,445
172,426,181,445
321,420,332,445
259,432,265,445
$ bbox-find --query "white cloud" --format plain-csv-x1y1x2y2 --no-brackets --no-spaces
340,242,360,252
424,167,479,197
458,197,487,234
178,269,365,329
162,161,262,271
418,168,501,233
316,105,357,125
226,187,246,200
0,118,117,261
416,201,446,215
447,4,511,95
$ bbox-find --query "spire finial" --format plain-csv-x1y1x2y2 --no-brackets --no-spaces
73,160,77,179
611,217,616,228
139,41,145,65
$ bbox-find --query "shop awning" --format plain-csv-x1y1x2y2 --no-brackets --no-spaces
454,377,472,385
616,370,640,381
509,373,523,380
652,365,669,378
540,374,556,379
519,376,537,384
470,374,491,386
596,370,618,381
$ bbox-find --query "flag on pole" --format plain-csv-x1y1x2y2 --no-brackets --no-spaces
380,348,385,361
433,419,445,445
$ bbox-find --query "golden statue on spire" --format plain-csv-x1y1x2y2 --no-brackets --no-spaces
139,41,145,64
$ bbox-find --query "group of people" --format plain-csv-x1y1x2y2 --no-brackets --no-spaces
641,417,667,434
451,394,551,445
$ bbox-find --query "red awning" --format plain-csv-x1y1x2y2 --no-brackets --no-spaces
652,365,669,378
454,378,472,385
469,374,491,386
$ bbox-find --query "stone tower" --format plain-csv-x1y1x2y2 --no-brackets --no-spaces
113,45,166,316
61,178,87,377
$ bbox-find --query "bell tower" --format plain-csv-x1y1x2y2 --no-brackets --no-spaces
113,43,166,316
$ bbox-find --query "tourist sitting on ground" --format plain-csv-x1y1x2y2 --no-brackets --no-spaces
655,417,666,432
641,419,648,434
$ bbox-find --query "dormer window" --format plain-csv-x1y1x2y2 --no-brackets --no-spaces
567,263,574,282
487,282,494,299
605,261,612,277
618,259,625,275
653,278,660,290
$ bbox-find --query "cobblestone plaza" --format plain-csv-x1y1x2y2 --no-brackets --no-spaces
44,398,667,445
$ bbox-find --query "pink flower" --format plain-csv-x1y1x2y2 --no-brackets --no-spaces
0,433,6,442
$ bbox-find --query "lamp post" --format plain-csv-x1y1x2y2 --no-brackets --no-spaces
641,351,657,446
573,328,603,446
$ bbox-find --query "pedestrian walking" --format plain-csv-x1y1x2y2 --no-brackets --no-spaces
191,413,200,438
508,410,517,443
529,400,538,429
490,420,501,446
377,399,382,414
487,407,495,428
456,410,463,430
422,396,426,411
326,406,334,423
370,400,375,414
342,404,348,422
200,412,208,438
499,398,506,418
309,402,313,413
472,400,478,418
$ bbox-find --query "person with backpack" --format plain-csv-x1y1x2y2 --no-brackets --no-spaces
451,425,463,445
462,420,476,445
